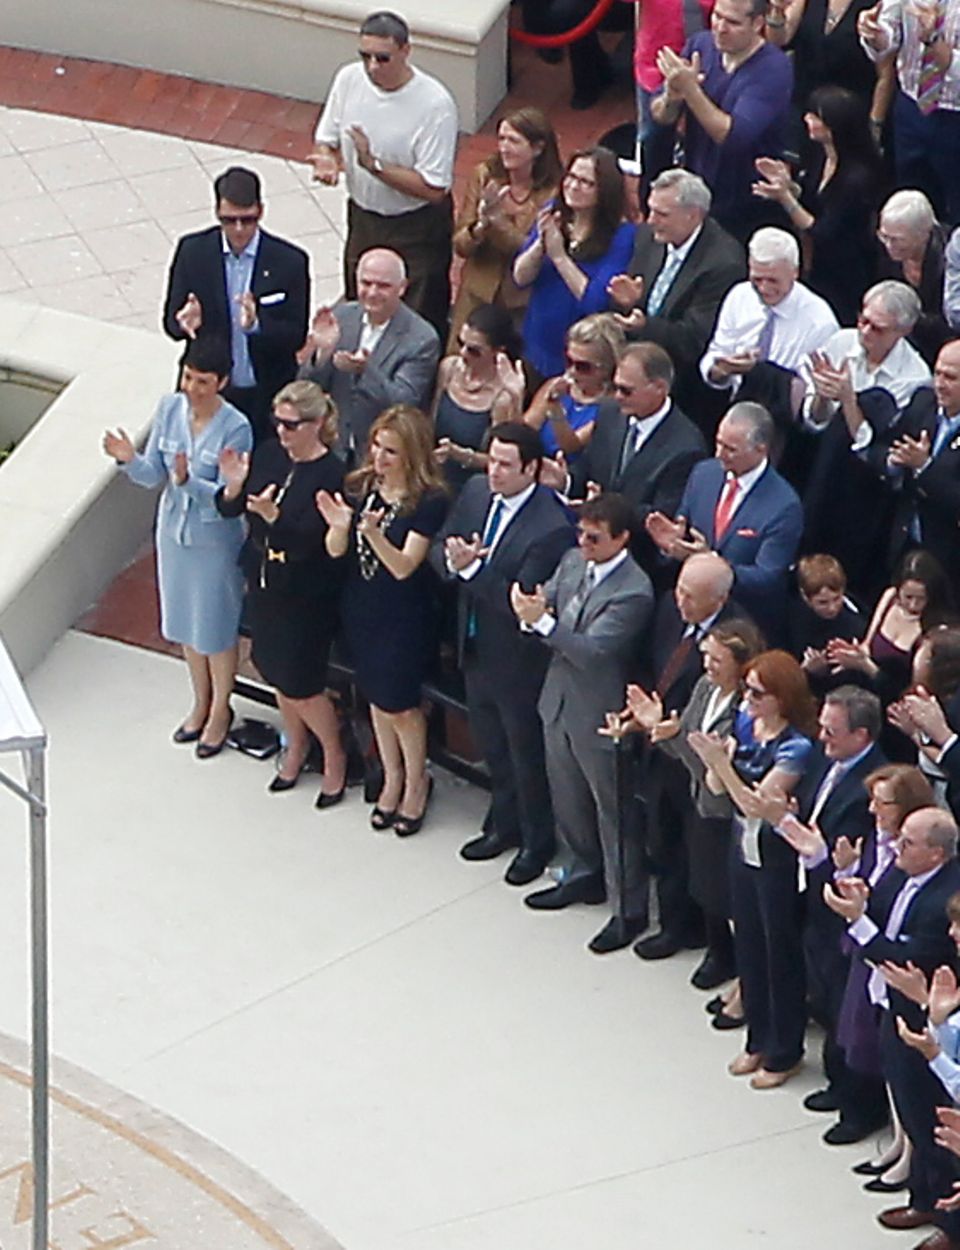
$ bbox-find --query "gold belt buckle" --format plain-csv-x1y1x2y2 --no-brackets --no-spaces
266,547,286,564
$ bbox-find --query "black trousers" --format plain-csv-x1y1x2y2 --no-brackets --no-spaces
345,197,453,342
464,660,555,861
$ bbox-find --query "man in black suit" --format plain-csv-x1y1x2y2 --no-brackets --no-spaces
826,808,960,1247
607,169,745,421
570,342,706,576
431,423,576,886
765,687,886,1143
162,166,309,442
634,551,746,975
887,339,960,586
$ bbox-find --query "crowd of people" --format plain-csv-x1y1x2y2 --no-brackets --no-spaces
98,4,960,1245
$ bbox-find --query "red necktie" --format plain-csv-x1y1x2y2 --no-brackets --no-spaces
713,476,739,540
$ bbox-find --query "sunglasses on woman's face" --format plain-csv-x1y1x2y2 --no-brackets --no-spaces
565,353,598,375
272,414,312,431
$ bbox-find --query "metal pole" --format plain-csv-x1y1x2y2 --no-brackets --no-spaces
25,745,48,1250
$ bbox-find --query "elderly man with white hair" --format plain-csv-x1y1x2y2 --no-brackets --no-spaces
877,188,950,365
608,168,745,416
298,246,440,458
700,227,838,394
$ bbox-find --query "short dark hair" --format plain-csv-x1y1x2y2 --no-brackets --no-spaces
744,0,769,17
213,167,261,208
580,492,633,538
360,10,409,43
465,303,523,361
619,341,675,388
488,421,543,470
183,335,232,380
824,685,882,740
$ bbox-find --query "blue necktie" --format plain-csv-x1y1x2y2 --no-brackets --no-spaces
646,249,684,317
481,497,506,554
932,413,960,459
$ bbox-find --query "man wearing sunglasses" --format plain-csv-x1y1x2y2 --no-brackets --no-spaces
310,9,458,339
163,166,309,444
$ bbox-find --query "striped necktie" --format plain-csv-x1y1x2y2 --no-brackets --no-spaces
918,5,947,115
647,248,685,317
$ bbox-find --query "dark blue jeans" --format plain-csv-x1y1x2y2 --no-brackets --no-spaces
894,90,960,227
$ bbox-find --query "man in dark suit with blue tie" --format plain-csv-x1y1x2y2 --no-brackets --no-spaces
646,401,802,642
162,166,309,442
887,339,960,585
826,808,960,1248
431,423,576,886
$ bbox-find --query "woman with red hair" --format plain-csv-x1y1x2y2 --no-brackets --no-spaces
690,650,817,1089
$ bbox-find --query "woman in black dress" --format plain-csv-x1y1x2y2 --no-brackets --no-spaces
318,405,449,836
217,381,347,803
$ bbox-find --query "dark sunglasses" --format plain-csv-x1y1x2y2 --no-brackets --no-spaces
613,383,635,397
359,50,393,63
565,353,598,375
577,528,603,544
272,414,313,431
219,213,260,226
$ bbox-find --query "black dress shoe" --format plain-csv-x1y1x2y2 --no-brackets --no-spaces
853,1159,889,1176
268,774,298,793
864,1176,908,1193
588,915,648,954
370,806,396,830
633,930,690,961
803,1088,840,1113
690,952,736,990
711,1009,746,1030
315,785,346,809
824,1119,885,1146
524,877,606,911
460,831,519,862
504,850,547,886
172,724,202,744
705,995,725,1016
196,736,228,760
394,776,434,837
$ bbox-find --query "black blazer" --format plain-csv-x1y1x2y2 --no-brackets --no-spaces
430,479,576,687
163,225,309,405
625,216,746,380
648,594,748,712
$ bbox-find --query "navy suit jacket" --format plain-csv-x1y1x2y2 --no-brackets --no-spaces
163,226,309,407
677,458,802,638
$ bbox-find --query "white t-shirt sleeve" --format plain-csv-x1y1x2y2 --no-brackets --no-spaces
410,100,458,190
314,67,347,148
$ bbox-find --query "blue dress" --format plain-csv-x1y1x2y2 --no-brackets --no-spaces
538,392,601,462
124,393,253,655
519,216,634,379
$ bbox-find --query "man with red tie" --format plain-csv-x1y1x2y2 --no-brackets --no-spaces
646,400,802,641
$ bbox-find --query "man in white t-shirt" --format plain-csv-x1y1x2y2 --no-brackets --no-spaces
310,10,459,339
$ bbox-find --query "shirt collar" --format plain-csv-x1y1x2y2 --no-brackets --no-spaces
905,863,944,891
725,458,768,493
494,481,537,514
588,548,629,584
831,743,873,777
666,224,702,264
629,397,672,430
362,310,392,335
221,229,260,260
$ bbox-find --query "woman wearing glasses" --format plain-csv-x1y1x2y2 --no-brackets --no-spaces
217,381,347,800
513,147,634,385
689,650,817,1089
522,313,624,463
430,304,526,495
318,405,448,836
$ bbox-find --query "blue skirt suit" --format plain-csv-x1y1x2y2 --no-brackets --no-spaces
123,392,253,655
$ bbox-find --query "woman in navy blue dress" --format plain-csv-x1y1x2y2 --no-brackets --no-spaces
318,406,448,836
513,146,635,383
690,651,817,1089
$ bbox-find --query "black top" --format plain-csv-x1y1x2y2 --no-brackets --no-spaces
788,0,878,111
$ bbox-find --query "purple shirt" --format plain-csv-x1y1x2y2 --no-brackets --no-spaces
671,33,792,223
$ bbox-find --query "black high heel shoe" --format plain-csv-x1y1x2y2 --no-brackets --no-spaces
394,776,434,838
370,806,397,830
196,711,235,760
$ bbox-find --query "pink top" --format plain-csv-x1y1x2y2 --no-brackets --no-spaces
634,0,714,92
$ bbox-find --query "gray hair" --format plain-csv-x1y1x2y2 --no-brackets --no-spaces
724,400,775,450
824,685,882,740
863,279,922,332
881,188,936,235
357,247,407,283
682,552,735,601
912,807,960,858
649,168,712,215
748,226,800,268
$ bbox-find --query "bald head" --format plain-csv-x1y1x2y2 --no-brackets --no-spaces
675,553,735,624
896,806,959,876
357,248,407,323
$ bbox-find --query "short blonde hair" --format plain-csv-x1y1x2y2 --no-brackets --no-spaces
272,380,338,448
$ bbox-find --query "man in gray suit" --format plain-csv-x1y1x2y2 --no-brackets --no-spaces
298,247,439,457
512,493,655,952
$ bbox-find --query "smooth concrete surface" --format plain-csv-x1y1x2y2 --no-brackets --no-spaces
0,630,895,1249
0,0,508,131
0,104,347,675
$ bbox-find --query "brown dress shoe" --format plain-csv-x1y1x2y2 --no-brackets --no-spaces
913,1230,959,1250
728,1051,763,1076
878,1207,937,1231
750,1062,803,1089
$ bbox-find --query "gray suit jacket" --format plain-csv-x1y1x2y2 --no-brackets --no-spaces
537,547,653,744
299,300,440,454
657,674,736,819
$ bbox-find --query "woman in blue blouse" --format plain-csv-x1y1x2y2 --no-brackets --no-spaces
690,650,817,1089
103,338,253,758
513,146,634,384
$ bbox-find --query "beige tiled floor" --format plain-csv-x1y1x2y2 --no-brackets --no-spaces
0,103,346,328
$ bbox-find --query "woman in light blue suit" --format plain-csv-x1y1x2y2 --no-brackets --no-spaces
103,338,253,758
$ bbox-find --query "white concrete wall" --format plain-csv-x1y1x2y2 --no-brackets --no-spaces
0,0,508,132
0,301,180,674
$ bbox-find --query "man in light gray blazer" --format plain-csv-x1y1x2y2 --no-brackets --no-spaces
298,247,439,457
511,493,654,953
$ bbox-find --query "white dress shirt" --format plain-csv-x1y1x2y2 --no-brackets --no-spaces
849,863,944,1006
700,280,839,390
454,482,537,581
